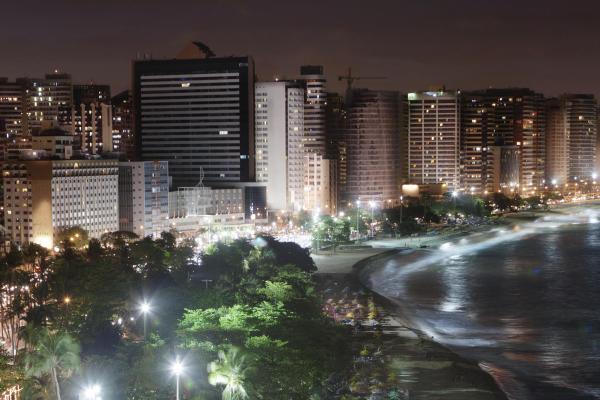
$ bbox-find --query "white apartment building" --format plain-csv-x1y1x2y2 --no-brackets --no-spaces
303,154,337,214
255,81,304,211
2,159,119,248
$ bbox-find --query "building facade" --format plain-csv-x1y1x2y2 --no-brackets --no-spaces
118,161,169,238
71,84,113,154
460,93,491,193
0,78,25,137
112,90,133,156
343,89,401,204
467,88,546,194
255,81,304,211
19,72,73,135
133,51,255,188
303,153,338,213
489,145,520,194
545,98,569,185
546,95,597,185
299,65,327,156
407,90,460,191
564,94,597,182
31,128,74,160
1,159,119,248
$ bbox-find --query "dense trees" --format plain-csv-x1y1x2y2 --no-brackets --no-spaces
312,215,353,250
179,236,349,399
0,231,349,399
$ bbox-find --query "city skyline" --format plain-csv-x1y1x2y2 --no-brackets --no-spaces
3,0,600,96
2,3,600,399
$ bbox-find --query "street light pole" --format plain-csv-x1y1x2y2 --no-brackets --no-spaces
369,201,376,238
140,301,151,341
400,195,404,223
171,357,184,400
355,200,361,241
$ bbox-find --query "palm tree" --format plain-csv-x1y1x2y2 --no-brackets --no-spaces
23,327,80,400
207,347,249,400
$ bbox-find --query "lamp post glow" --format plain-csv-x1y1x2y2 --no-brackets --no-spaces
171,357,184,400
400,195,404,224
81,384,101,400
140,301,151,340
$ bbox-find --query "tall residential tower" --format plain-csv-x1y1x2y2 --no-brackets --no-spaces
255,81,304,211
343,89,401,204
407,90,460,190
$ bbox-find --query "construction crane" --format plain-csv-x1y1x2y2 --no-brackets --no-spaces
338,67,387,92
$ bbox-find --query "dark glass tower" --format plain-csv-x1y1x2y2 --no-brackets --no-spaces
133,55,255,188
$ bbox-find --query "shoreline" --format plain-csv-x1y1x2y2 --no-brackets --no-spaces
339,205,600,400
314,206,600,398
315,238,508,399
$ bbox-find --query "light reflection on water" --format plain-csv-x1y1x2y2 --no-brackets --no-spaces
364,209,600,399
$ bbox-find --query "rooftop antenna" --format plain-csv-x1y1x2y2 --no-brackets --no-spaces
195,166,205,187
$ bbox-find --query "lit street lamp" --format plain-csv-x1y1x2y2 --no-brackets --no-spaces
81,384,101,400
171,357,184,400
369,201,376,237
400,195,404,224
452,191,458,209
140,301,151,340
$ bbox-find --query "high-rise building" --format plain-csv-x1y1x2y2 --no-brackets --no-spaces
545,98,569,185
19,72,73,135
0,78,25,136
342,89,401,204
255,81,304,211
297,66,338,212
546,95,597,184
325,93,347,195
299,66,327,156
466,88,546,194
71,84,112,154
407,90,460,191
460,93,491,193
1,158,119,249
133,44,255,188
564,94,596,182
112,90,134,157
118,161,169,238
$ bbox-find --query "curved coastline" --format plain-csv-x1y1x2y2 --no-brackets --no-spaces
350,205,600,400
347,247,509,399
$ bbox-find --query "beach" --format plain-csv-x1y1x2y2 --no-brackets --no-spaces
329,204,600,399
314,239,508,399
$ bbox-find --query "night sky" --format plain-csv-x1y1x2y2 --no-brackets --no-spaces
3,0,600,96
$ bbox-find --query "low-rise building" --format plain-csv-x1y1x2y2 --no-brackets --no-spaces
31,128,74,160
1,159,119,249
